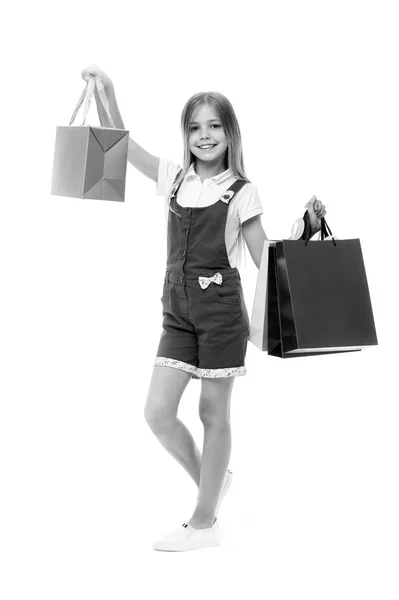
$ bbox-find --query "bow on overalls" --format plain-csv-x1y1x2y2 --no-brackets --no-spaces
198,272,223,289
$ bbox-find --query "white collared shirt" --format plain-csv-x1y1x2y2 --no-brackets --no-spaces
156,158,264,269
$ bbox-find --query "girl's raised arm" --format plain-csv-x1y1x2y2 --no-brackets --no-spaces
96,86,160,182
82,65,160,183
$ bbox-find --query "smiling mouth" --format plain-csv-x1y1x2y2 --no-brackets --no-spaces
198,144,216,149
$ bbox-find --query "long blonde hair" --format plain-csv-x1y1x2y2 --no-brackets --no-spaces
173,91,251,270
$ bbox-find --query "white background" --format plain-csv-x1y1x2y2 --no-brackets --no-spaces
1,0,398,598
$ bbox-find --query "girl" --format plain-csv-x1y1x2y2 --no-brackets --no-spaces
81,64,327,552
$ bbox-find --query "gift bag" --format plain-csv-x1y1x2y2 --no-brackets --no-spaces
50,75,129,202
248,210,315,350
248,238,278,350
267,217,378,358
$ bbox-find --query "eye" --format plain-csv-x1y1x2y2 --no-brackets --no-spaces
189,124,222,131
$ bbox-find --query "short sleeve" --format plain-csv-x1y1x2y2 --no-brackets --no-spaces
238,183,264,225
156,157,182,196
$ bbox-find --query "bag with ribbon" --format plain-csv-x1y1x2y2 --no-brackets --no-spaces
249,211,378,358
50,75,129,201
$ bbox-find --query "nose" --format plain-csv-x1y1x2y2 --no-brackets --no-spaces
199,127,211,140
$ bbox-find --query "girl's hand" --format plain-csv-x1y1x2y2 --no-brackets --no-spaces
81,64,114,91
304,195,327,235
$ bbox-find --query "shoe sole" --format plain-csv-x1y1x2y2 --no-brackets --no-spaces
153,523,221,551
153,537,220,551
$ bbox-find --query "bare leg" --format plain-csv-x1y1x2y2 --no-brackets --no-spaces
187,420,231,528
150,418,202,488
145,368,234,529
145,366,202,489
186,376,234,529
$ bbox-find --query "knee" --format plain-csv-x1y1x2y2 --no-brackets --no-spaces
199,407,230,428
199,377,233,426
144,403,175,433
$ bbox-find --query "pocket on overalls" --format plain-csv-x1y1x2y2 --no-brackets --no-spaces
209,279,242,305
160,280,170,303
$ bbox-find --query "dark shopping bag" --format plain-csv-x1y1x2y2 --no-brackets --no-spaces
50,75,129,202
267,215,378,358
249,211,337,351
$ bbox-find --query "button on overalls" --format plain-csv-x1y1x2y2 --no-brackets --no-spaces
153,169,251,380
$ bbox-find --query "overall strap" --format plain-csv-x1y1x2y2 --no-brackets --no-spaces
219,178,248,204
169,168,248,203
169,169,184,199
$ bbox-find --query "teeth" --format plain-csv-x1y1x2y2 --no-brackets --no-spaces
199,145,214,148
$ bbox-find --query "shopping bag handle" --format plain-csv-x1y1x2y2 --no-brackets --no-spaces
319,216,336,246
301,211,337,247
68,75,116,128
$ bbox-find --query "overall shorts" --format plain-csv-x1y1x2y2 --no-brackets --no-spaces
153,170,251,380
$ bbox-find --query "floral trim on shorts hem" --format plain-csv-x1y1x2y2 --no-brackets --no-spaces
198,365,247,378
153,357,199,378
153,357,246,379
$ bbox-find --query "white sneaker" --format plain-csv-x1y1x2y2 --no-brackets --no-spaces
152,520,220,551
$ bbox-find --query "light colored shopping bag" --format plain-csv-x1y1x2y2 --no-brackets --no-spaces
248,239,278,351
50,75,129,202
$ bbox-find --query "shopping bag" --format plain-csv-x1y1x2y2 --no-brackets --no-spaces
50,75,129,202
267,217,378,358
248,239,278,350
248,209,317,350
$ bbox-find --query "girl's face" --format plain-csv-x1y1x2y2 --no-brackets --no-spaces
188,103,228,166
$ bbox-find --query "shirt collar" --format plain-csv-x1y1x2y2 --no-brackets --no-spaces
185,162,233,185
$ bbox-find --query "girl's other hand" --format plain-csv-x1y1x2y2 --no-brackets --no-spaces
81,64,114,91
304,195,327,234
